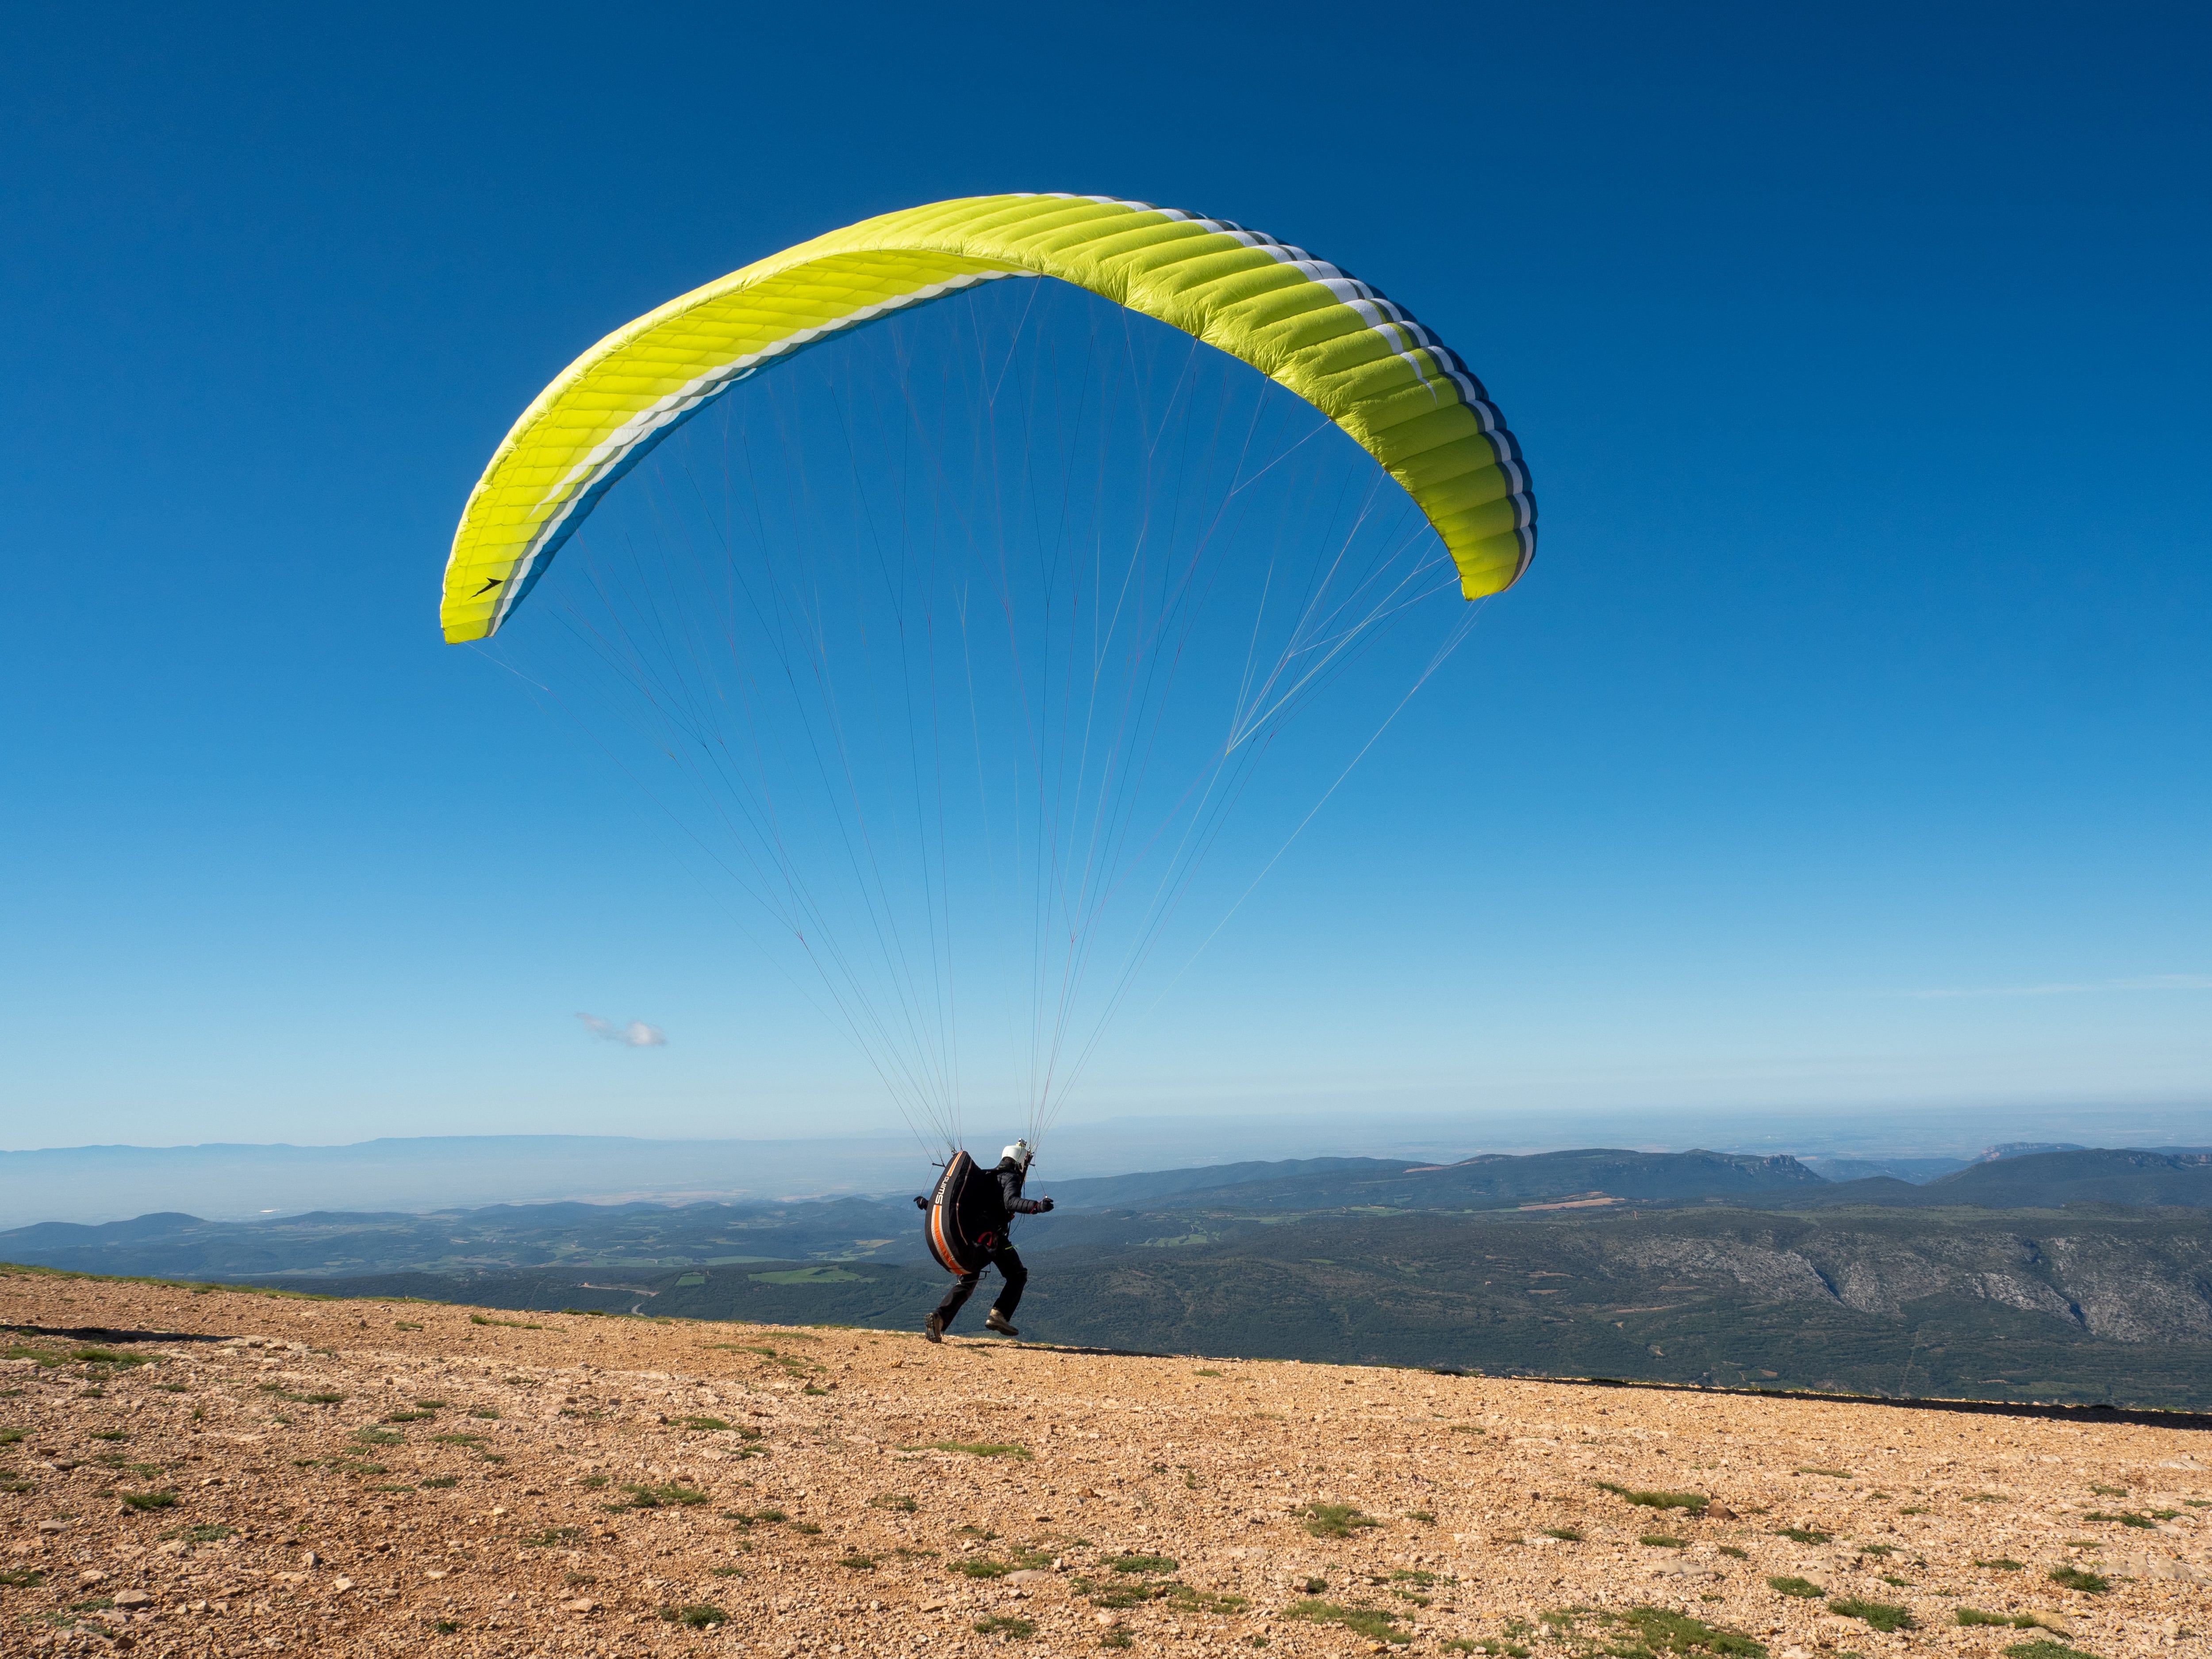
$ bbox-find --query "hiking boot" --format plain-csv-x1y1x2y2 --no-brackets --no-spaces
923,1312,945,1344
983,1310,1019,1337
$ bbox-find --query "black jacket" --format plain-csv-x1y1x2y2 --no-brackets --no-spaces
989,1156,1048,1227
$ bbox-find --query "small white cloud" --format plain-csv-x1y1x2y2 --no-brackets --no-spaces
1906,974,2212,1000
576,1013,668,1047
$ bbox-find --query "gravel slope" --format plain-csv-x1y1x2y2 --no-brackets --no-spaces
1,1271,2205,1656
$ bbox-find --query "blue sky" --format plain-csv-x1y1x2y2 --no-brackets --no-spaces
3,2,2206,1154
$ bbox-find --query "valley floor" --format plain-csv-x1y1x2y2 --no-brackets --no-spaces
0,1271,2205,1657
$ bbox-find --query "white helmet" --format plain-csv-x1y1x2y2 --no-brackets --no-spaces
1001,1140,1033,1171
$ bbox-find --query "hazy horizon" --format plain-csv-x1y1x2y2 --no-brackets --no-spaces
5,1100,2208,1229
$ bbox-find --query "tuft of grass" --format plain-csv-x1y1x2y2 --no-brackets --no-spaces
1302,1502,1383,1538
353,1427,404,1446
1767,1576,1824,1599
1828,1598,1914,1632
469,1407,501,1420
1540,1526,1584,1542
2082,1511,2154,1529
839,1554,877,1571
415,1398,449,1409
1717,1546,1748,1559
394,1321,422,1331
1589,1607,1767,1657
1407,1508,1436,1523
468,1314,541,1330
955,1557,1012,1579
119,1489,177,1509
69,1347,153,1369
522,1527,583,1548
1194,1368,1222,1377
1642,1534,1690,1549
1168,1585,1249,1616
258,1383,345,1405
182,1524,234,1541
2002,1643,2098,1659
1284,1598,1408,1645
1976,1557,2025,1571
677,1415,730,1431
1597,1480,1710,1513
618,1481,712,1509
2047,1564,2108,1594
1100,1630,1134,1649
0,1475,35,1494
1772,1526,1831,1544
88,1429,127,1442
1795,1467,1851,1478
1957,1609,2041,1628
1969,1492,2010,1503
431,1433,484,1448
902,1439,1031,1459
710,1565,743,1578
433,1620,461,1634
383,1410,437,1423
974,1613,1035,1639
657,1604,727,1628
420,1475,458,1489
2088,1484,2128,1496
1108,1554,1178,1575
868,1493,917,1512
0,1568,46,1587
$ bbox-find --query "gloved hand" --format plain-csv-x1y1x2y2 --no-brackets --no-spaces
912,1194,929,1211
1037,1197,1055,1213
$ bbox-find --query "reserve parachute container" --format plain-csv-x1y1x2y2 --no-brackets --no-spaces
922,1152,1002,1277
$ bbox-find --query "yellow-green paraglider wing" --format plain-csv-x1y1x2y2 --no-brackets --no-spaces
440,194,1535,642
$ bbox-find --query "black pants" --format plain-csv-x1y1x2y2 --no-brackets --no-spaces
934,1245,1026,1326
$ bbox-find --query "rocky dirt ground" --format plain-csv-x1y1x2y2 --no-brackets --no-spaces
0,1271,2205,1658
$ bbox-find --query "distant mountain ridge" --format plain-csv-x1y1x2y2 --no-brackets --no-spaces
8,1145,2212,1285
1766,1148,2212,1212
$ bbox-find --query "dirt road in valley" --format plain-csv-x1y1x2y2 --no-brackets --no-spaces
1,1271,2205,1655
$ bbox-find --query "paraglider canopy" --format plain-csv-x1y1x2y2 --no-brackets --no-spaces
441,193,1534,644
